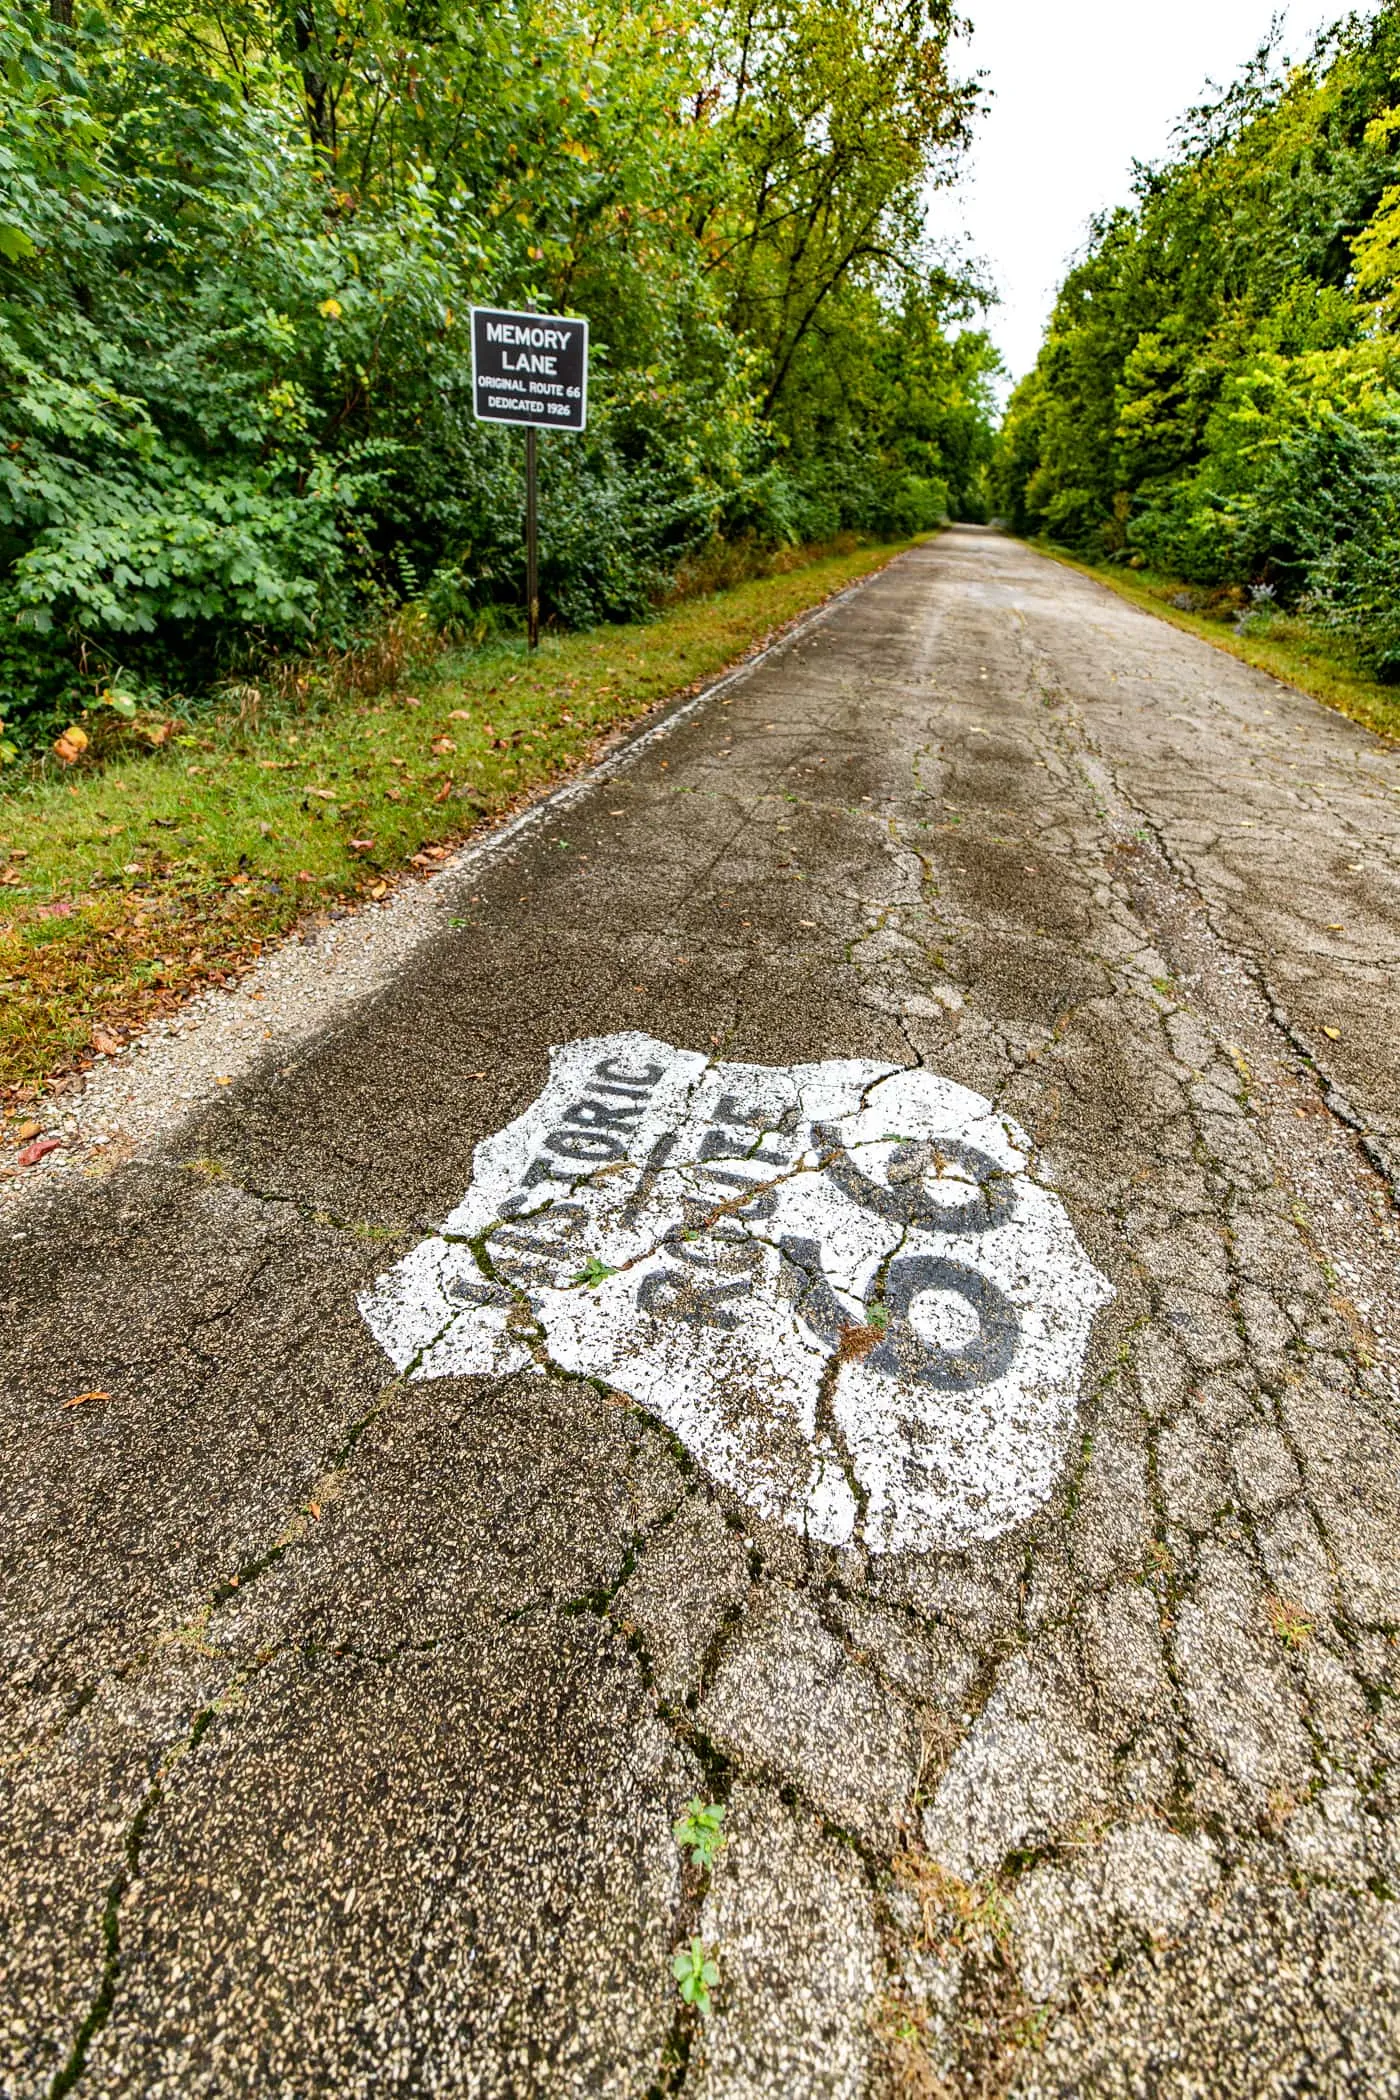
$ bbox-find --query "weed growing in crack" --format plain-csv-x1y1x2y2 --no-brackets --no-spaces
893,1848,1012,1958
1268,1596,1315,1649
1011,2004,1053,2053
672,1937,720,2015
1145,1538,1175,1579
572,1255,618,1288
181,1155,227,1182
673,1798,726,1871
837,1312,885,1363
872,1992,948,2099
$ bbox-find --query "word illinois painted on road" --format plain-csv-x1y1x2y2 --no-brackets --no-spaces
470,306,588,430
359,1034,1113,1554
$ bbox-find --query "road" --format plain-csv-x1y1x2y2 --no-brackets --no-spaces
4,527,1400,2097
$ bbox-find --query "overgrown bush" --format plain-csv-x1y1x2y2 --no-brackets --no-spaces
0,0,999,752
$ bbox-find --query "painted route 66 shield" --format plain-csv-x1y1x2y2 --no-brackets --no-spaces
359,1033,1113,1555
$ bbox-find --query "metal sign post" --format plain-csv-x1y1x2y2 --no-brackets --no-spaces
525,425,539,651
470,305,589,651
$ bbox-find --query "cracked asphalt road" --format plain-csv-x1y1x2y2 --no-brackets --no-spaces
4,526,1400,2097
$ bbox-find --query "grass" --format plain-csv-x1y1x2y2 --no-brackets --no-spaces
1033,543,1400,745
0,540,908,1105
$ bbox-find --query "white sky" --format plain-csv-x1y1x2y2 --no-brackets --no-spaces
928,0,1353,393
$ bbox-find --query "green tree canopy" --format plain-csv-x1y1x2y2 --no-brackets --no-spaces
0,0,998,736
994,4,1400,674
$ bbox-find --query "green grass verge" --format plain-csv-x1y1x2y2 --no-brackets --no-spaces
1032,542,1400,746
1,540,908,1103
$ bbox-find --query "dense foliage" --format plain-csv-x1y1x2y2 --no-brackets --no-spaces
0,0,998,740
996,5,1400,675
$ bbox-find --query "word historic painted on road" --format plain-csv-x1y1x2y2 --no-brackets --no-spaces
359,1035,1113,1554
470,306,589,430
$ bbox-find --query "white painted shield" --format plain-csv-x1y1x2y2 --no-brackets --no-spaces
359,1033,1112,1554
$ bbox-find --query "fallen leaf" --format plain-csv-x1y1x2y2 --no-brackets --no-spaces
448,709,471,720
215,1074,232,1085
53,725,89,764
296,870,314,883
1326,923,1344,932
16,1119,41,1140
348,837,375,850
431,736,457,755
18,1135,61,1166
369,881,388,899
307,1501,321,1520
62,1389,110,1410
798,919,817,928
307,787,337,801
1323,1027,1341,1041
433,779,452,803
92,1031,122,1056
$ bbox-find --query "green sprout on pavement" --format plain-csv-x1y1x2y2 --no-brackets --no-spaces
672,1938,720,2015
571,1256,617,1288
673,1798,726,1870
867,1304,890,1332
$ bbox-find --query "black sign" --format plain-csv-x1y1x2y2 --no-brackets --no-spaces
470,307,588,432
